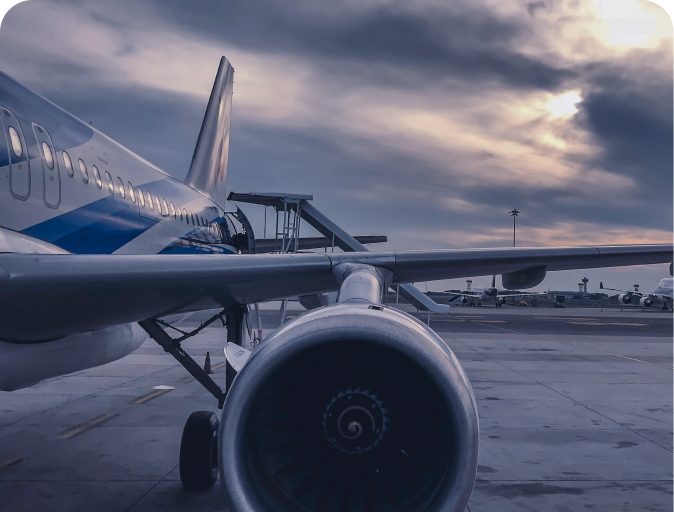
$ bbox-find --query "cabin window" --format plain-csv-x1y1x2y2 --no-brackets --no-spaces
162,198,169,216
8,126,22,157
155,195,162,214
41,142,54,170
169,202,176,218
200,216,205,226
105,171,114,194
138,187,145,207
117,177,126,198
182,208,186,221
62,152,73,177
128,182,136,203
147,191,153,209
92,165,102,188
191,213,195,226
79,159,89,183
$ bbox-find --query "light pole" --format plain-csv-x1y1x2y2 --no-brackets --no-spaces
509,209,520,247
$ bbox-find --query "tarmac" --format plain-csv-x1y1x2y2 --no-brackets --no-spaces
0,303,671,512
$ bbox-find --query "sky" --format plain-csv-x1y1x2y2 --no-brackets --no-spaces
0,0,671,292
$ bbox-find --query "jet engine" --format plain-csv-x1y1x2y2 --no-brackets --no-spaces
639,297,653,307
618,293,632,304
219,303,479,512
501,266,546,290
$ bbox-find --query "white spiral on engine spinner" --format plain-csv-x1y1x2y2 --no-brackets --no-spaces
337,406,374,439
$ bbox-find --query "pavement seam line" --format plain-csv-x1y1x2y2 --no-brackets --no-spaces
1,362,181,429
123,463,179,512
469,320,673,370
451,323,673,453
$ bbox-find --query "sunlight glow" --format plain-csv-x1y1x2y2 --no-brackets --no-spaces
593,0,666,48
546,91,582,117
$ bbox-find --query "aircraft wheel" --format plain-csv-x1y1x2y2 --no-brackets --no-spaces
180,411,219,491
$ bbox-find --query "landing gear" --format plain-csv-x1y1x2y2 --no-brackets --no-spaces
179,411,219,491
139,309,245,492
225,305,246,392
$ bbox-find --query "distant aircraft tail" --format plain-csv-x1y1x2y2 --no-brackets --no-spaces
184,56,234,208
491,275,496,288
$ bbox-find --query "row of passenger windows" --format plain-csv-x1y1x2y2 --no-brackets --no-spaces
60,147,211,228
4,121,214,230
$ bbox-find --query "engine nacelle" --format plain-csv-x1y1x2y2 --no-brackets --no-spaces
501,266,547,290
619,293,632,304
298,292,338,310
639,297,653,307
220,303,479,512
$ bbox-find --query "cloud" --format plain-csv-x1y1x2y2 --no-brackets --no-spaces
0,0,669,292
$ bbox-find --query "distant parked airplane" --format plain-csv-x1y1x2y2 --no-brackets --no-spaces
451,275,545,307
601,278,673,310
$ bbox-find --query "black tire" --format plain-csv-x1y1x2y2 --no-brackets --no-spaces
179,411,219,491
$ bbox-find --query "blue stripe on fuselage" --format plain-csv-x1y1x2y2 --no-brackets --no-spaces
21,178,227,254
22,192,150,254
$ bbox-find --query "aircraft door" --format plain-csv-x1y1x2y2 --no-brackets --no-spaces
0,106,30,200
32,123,60,209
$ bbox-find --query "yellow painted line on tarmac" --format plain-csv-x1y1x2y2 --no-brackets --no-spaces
479,320,507,323
181,376,195,384
134,388,172,404
0,459,22,470
56,414,118,439
211,362,227,370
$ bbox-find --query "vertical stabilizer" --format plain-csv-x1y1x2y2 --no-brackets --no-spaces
184,57,234,208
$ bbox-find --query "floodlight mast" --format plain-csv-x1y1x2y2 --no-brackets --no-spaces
509,209,520,247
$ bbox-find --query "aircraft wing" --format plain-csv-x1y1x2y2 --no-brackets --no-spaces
254,235,387,253
0,243,670,341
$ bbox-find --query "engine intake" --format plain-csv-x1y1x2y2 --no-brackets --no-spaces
219,304,478,512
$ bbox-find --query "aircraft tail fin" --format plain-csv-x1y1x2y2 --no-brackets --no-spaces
184,56,234,208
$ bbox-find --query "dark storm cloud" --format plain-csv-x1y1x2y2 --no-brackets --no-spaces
99,0,574,91
0,0,670,255
576,68,673,205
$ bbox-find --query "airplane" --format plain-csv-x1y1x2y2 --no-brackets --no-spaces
0,55,670,512
600,277,673,310
450,275,546,308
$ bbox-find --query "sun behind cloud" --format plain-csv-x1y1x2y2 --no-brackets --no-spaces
546,91,582,117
